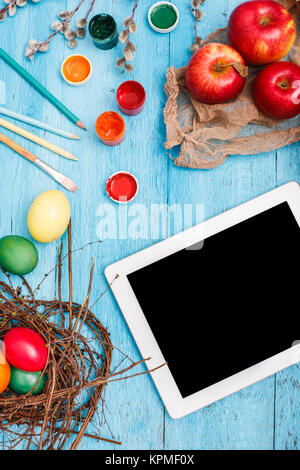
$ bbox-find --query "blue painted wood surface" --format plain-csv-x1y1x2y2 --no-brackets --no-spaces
0,0,299,450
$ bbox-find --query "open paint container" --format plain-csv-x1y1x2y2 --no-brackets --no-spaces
88,13,118,50
148,1,179,33
116,81,146,116
61,55,92,86
96,111,125,146
106,171,139,204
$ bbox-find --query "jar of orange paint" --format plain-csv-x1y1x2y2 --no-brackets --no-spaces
95,111,125,146
61,55,92,86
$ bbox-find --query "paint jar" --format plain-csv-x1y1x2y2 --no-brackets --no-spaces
148,1,179,33
106,171,139,204
116,81,146,116
61,55,92,86
88,14,118,50
96,111,125,146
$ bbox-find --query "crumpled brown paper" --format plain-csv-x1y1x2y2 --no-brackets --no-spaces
164,0,300,169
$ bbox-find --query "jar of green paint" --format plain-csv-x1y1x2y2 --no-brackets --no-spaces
148,1,179,34
88,13,118,50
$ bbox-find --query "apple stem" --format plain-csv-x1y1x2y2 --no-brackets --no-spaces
213,62,248,78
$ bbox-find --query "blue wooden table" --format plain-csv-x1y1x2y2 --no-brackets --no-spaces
0,0,299,450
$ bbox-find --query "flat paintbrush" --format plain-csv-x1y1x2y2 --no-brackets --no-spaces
0,131,77,192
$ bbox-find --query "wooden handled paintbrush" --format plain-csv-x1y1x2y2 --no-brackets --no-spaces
0,131,77,192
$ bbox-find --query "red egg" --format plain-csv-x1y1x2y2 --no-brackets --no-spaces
3,327,48,372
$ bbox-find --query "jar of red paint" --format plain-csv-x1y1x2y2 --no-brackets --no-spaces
106,171,139,204
116,81,146,116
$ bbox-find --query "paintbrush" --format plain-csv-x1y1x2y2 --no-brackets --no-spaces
0,131,77,192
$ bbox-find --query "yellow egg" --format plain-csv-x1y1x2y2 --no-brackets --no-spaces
27,190,71,243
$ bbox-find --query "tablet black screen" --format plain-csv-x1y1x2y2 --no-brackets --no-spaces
127,202,300,398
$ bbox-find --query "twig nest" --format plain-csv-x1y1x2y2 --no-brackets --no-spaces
0,275,113,449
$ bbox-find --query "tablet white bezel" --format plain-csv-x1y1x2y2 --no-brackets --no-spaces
105,182,300,419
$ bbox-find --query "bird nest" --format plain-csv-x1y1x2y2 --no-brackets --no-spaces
0,225,163,450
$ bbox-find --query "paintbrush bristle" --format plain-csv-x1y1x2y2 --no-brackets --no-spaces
61,177,77,192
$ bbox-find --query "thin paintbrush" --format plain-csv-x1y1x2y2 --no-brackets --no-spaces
0,131,77,192
0,48,86,130
0,117,78,161
0,106,79,140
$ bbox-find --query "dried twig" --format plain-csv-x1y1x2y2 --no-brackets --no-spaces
116,0,139,73
68,221,73,331
0,0,40,23
25,0,96,60
0,5,8,20
190,0,206,53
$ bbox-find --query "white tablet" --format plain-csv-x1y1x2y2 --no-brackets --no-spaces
105,182,300,419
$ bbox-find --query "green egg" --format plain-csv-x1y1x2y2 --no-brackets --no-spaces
9,366,47,395
0,235,38,275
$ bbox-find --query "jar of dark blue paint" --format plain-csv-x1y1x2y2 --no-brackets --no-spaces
88,14,118,50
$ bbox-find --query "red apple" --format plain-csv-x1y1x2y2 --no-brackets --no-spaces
185,43,247,104
228,0,296,66
253,61,300,119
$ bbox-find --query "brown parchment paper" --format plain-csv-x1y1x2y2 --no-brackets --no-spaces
164,0,300,169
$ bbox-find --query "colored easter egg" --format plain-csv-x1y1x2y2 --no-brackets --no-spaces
27,190,70,243
0,348,11,394
0,235,38,276
3,327,48,372
9,366,47,395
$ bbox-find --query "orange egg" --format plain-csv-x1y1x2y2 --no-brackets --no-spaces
0,347,11,393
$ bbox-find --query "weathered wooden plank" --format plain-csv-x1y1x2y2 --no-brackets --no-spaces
275,136,300,450
164,0,276,449
274,364,300,450
0,0,63,450
65,0,169,449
